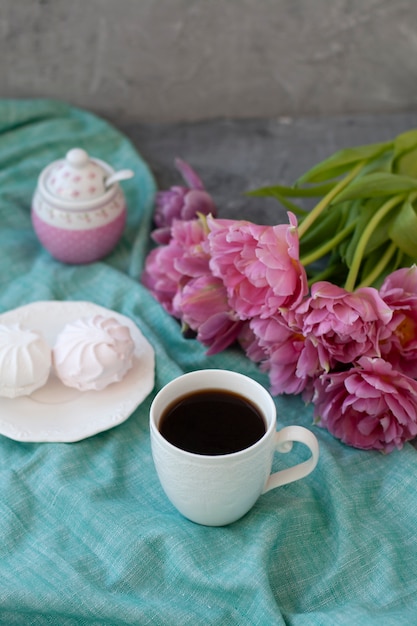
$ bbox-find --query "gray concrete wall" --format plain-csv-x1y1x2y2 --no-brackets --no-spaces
1,0,416,123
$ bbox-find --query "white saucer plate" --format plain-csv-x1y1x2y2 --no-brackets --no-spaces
0,301,155,442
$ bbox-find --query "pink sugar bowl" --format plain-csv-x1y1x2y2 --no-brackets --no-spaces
32,148,134,264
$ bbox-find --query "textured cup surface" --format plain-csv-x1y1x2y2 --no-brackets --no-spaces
150,370,319,526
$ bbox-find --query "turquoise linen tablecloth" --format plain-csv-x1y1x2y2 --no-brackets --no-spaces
0,99,417,625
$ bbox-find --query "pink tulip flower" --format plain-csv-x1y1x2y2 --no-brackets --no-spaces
247,314,312,395
294,281,393,371
142,218,211,317
207,212,308,320
141,244,183,316
173,274,246,355
313,356,417,452
238,323,268,364
152,159,217,244
379,266,417,378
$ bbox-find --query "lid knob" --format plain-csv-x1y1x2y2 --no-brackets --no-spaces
66,148,89,168
45,147,108,201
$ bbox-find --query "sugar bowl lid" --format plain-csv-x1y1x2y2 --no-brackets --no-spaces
43,148,134,202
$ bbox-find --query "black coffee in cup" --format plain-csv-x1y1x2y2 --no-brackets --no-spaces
158,388,267,456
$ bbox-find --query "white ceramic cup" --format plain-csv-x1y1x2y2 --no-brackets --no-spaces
150,369,319,526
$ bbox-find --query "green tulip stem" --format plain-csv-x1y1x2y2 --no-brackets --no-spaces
300,220,358,267
344,194,406,292
298,161,366,239
355,242,397,289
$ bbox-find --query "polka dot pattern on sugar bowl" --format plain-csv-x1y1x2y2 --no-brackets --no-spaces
45,148,107,200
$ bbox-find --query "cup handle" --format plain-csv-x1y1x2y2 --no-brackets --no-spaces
262,425,319,493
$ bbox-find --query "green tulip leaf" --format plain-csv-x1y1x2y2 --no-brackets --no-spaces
392,129,417,177
296,140,393,184
247,181,335,198
388,199,417,259
298,163,361,185
393,148,417,178
393,128,417,156
307,260,348,287
334,172,417,202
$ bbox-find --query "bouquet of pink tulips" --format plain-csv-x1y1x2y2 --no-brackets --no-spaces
142,130,417,453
